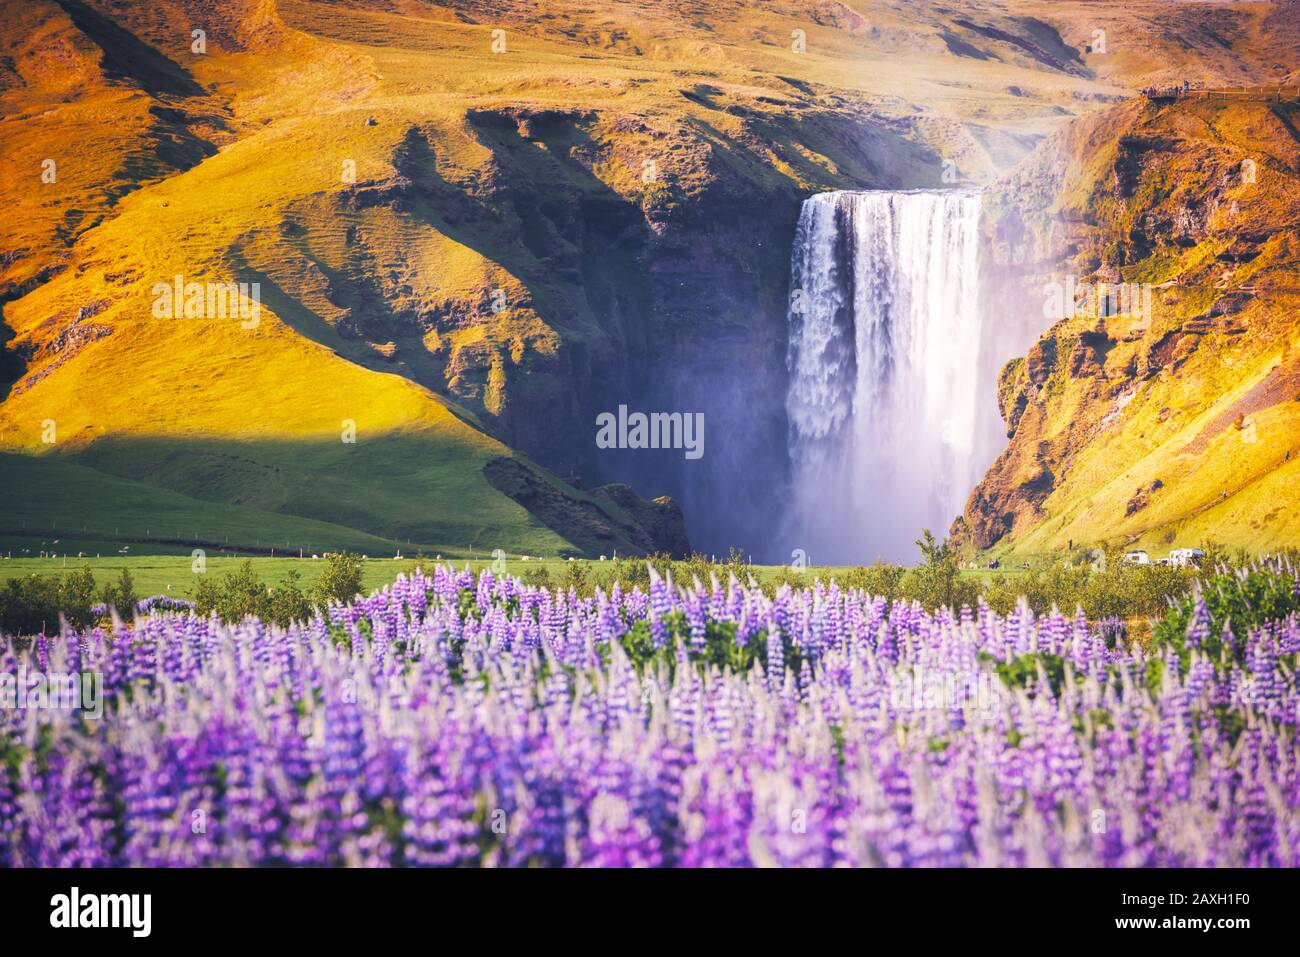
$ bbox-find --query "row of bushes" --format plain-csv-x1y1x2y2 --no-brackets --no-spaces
515,534,1213,620
0,555,364,635
190,554,363,626
1154,558,1300,666
0,566,137,635
5,539,1294,639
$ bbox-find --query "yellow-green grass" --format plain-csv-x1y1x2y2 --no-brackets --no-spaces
1004,356,1300,559
0,554,438,600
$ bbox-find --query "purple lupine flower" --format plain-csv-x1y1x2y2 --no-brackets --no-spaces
0,560,1296,867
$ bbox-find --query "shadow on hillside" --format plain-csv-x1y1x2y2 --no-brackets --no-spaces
0,302,26,403
307,113,662,471
230,251,343,355
11,432,663,558
953,16,1091,79
225,106,956,559
399,110,653,348
683,109,947,192
46,3,224,245
55,0,207,98
55,104,223,245
378,108,950,558
231,242,481,439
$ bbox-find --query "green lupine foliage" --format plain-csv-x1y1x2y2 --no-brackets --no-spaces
985,650,1168,701
456,587,481,622
829,725,848,766
987,651,1068,697
592,616,785,681
1144,657,1164,695
1152,560,1300,668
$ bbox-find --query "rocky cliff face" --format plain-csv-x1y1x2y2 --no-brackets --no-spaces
244,97,945,557
958,94,1300,555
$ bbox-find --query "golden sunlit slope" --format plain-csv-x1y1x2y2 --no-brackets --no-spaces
1,0,1296,557
959,94,1300,558
1003,0,1299,89
0,0,704,557
0,0,228,294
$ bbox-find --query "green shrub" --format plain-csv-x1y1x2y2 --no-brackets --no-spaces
830,563,907,602
191,553,365,626
193,560,271,624
980,546,1194,619
0,565,99,635
558,559,591,595
313,552,364,607
1153,559,1300,666
519,565,552,589
61,565,98,627
899,530,980,612
269,570,314,627
98,567,137,619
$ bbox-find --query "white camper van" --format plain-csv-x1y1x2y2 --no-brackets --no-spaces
1122,549,1150,565
1168,548,1206,567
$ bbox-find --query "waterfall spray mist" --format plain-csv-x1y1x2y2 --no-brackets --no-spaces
785,189,984,564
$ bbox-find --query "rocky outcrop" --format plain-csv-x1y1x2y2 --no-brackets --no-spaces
482,458,690,558
590,483,691,558
258,96,947,557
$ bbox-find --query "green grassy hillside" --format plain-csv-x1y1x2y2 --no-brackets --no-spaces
0,450,436,554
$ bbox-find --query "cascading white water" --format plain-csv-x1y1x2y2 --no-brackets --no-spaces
785,189,984,564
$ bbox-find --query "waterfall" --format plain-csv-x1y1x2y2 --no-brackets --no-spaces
784,189,984,564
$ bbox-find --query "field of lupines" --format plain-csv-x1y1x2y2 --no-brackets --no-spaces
2,563,1298,867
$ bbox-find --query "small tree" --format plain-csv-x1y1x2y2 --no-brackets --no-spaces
904,529,976,612
313,552,364,608
60,565,98,629
99,567,138,619
193,560,267,623
269,570,313,627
